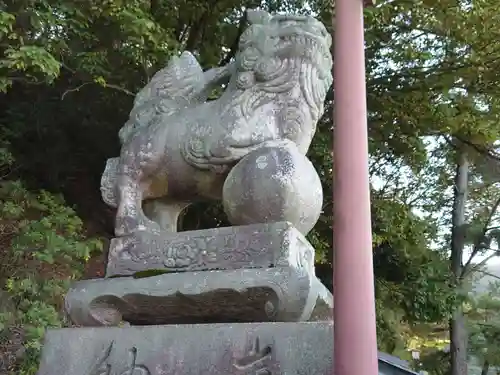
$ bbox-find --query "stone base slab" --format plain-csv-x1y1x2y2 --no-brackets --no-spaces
105,222,310,277
65,268,332,327
37,322,333,375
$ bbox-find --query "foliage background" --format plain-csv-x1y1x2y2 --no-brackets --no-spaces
1,0,500,374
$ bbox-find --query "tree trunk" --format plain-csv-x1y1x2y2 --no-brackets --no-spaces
450,310,468,375
185,0,220,52
480,359,489,375
218,0,261,66
219,11,248,66
449,149,469,375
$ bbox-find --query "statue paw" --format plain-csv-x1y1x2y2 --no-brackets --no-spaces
115,216,146,237
115,217,132,237
137,218,162,234
115,215,162,237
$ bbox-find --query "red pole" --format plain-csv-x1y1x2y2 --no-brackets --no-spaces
333,0,378,375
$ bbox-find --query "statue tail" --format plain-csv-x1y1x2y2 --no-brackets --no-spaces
118,51,207,144
132,51,206,110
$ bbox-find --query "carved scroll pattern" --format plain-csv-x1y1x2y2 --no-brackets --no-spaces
114,227,277,272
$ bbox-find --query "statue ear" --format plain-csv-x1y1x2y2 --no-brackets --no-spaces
246,9,271,25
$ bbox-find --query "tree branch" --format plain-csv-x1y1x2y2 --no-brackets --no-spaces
61,82,134,100
466,253,500,278
454,135,500,162
462,196,500,277
59,62,135,99
475,269,500,281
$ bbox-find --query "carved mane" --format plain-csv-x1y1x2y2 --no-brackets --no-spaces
118,52,211,145
181,10,333,172
115,10,333,174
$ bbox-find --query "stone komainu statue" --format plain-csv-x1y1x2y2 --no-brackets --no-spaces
101,9,333,237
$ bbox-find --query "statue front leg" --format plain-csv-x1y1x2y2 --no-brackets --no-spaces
115,175,160,237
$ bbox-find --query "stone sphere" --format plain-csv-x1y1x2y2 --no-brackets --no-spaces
222,143,323,235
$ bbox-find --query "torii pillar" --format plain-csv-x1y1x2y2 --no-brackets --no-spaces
333,1,378,375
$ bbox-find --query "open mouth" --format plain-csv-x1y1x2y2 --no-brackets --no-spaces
279,31,329,49
276,30,332,64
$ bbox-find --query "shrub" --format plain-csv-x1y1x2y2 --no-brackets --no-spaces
0,176,102,374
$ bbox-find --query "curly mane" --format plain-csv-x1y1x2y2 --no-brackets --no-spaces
181,13,333,172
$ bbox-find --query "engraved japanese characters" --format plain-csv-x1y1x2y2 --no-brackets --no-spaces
37,323,334,375
88,337,273,375
100,9,333,237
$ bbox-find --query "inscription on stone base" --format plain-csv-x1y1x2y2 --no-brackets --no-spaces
88,336,273,375
36,322,333,375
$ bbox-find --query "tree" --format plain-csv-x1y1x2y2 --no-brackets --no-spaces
2,0,500,372
356,2,500,373
371,195,455,353
467,281,500,375
449,148,470,375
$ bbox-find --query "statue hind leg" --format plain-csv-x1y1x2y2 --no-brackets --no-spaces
143,199,190,232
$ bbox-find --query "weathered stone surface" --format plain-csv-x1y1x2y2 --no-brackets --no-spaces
37,323,421,375
36,322,334,375
222,145,323,236
105,222,311,277
99,9,333,237
65,267,332,327
308,279,333,321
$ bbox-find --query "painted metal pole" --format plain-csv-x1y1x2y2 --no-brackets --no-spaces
333,0,378,375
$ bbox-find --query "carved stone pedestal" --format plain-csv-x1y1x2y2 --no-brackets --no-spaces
65,267,332,326
37,322,334,375
105,222,310,277
37,222,333,374
64,222,332,327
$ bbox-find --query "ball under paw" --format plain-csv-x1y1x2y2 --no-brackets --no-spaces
222,143,323,235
